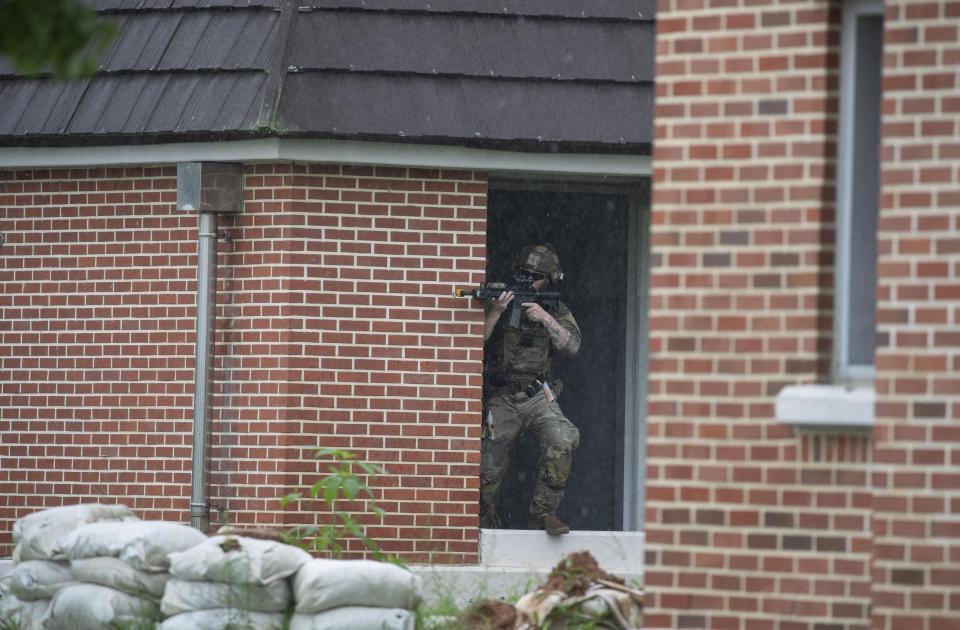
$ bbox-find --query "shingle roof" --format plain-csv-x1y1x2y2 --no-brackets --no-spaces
0,0,654,153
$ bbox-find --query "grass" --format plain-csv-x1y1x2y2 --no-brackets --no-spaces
414,578,473,630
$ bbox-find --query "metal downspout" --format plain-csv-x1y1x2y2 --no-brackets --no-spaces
190,211,218,531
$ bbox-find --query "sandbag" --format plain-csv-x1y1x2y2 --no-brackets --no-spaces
0,596,20,629
55,521,208,571
289,607,415,630
157,608,286,630
0,576,23,627
71,557,170,600
17,598,50,630
168,534,311,585
13,504,137,562
0,573,14,621
293,559,422,614
43,584,159,630
160,578,291,616
8,560,74,600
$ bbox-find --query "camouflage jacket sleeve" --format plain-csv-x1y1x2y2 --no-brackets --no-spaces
552,301,581,357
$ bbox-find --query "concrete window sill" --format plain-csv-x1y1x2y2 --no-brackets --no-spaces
775,384,875,429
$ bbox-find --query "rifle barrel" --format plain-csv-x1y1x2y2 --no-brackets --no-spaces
453,286,560,301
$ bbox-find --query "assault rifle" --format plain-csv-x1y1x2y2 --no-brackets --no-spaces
454,270,560,328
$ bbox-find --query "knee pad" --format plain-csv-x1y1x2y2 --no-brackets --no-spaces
542,444,573,488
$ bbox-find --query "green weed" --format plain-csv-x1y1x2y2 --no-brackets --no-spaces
280,448,399,564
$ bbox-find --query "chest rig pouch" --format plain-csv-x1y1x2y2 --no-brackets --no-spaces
488,317,553,378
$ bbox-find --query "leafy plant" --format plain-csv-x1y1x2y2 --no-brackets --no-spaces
0,0,117,78
280,448,393,562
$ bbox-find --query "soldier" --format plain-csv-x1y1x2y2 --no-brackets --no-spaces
480,244,581,536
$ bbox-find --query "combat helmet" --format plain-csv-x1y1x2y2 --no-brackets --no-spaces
515,244,563,283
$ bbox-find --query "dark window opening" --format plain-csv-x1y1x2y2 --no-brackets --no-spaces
485,184,635,531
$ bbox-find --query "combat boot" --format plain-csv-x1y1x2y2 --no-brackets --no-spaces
529,514,570,536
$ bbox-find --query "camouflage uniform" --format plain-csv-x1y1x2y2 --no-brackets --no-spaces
480,298,581,529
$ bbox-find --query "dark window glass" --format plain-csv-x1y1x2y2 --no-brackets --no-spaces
847,14,882,366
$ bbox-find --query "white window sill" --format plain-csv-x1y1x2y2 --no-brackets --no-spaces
775,384,875,429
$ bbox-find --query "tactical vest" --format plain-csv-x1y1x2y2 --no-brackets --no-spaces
486,314,554,381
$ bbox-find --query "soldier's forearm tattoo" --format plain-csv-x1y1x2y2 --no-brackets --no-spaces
545,317,572,349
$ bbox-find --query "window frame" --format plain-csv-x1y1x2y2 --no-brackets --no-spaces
833,0,884,384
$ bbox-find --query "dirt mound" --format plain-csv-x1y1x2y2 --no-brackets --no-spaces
541,550,625,597
458,599,518,630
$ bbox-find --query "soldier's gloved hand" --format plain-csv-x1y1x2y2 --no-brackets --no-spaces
489,291,514,315
521,302,553,325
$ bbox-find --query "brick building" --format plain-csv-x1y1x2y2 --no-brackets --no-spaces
1,1,958,629
0,0,654,567
649,0,959,628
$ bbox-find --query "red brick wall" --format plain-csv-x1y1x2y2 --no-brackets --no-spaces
0,166,195,530
871,2,960,628
0,163,488,564
650,0,960,627
647,1,877,628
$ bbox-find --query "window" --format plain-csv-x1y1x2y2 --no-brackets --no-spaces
775,0,883,428
834,0,884,383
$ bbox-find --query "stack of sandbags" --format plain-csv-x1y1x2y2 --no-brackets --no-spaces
6,504,137,629
158,534,312,630
42,520,207,629
290,559,423,630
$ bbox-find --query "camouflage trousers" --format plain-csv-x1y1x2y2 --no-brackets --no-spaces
479,390,580,528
